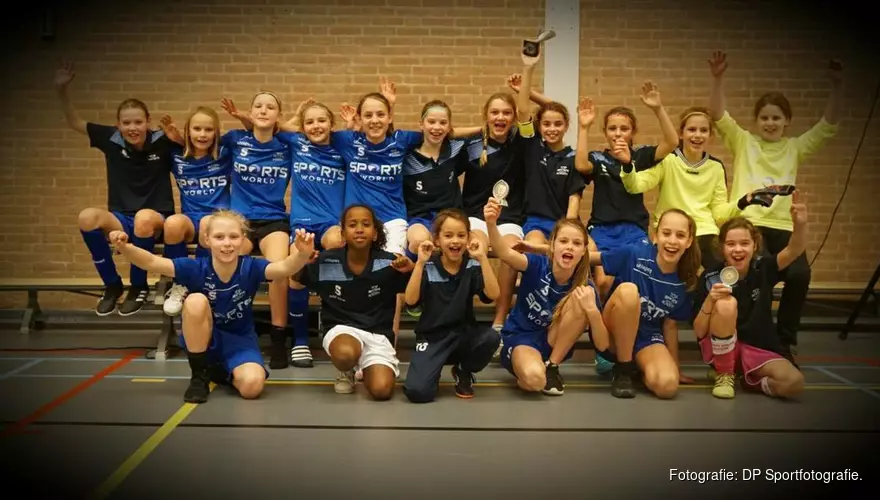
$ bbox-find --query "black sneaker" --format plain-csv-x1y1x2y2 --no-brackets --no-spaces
268,326,289,369
290,345,314,368
543,361,564,396
451,365,475,399
96,282,124,316
118,285,149,316
184,370,210,403
611,362,636,398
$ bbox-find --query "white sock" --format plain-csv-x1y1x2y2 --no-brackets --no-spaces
760,376,774,396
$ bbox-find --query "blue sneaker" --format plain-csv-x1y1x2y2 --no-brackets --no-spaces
595,353,615,378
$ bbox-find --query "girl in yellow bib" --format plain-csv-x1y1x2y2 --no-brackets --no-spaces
706,50,843,361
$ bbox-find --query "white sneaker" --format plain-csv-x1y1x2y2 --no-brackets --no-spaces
163,284,189,316
334,370,355,394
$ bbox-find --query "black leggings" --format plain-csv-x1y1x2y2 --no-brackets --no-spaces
759,227,811,347
697,234,722,271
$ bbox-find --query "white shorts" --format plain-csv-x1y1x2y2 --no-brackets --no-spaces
322,325,400,377
468,217,524,240
382,218,408,256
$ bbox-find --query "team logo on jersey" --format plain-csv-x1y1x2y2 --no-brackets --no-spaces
556,166,569,176
368,284,381,298
661,292,679,310
177,175,228,197
349,161,401,182
639,296,669,321
293,161,345,185
233,162,289,184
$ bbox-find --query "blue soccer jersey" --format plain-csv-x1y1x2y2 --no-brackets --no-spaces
331,129,423,223
222,129,295,221
172,255,270,334
502,253,574,337
171,144,233,216
600,240,692,338
289,133,346,228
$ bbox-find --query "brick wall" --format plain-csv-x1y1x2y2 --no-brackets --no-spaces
0,0,877,309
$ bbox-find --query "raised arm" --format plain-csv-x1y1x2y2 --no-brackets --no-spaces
707,51,728,121
468,238,500,301
220,98,255,131
823,60,843,125
54,62,87,135
109,231,175,277
484,198,528,272
404,240,433,306
507,74,553,107
516,46,541,123
574,97,596,175
639,81,678,160
158,115,185,146
776,192,808,271
265,229,316,281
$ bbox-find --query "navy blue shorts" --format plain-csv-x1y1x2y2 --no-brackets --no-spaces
291,221,337,251
407,215,435,231
179,327,269,381
499,331,575,376
600,329,666,362
588,222,648,252
522,216,556,239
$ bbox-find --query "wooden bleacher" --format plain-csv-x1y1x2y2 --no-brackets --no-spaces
1,242,877,362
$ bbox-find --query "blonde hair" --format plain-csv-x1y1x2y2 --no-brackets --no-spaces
479,93,517,166
678,106,714,135
204,209,250,237
250,91,282,133
183,106,221,160
548,219,592,325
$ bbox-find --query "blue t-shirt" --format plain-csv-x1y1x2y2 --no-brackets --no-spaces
600,240,692,338
171,145,232,216
222,129,295,221
289,133,346,228
331,129,423,223
502,253,574,337
172,255,270,334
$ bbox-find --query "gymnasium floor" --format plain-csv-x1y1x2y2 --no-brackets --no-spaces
0,321,877,499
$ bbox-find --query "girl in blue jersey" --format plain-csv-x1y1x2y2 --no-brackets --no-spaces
485,198,609,396
108,210,317,404
156,107,232,316
220,96,348,367
55,61,177,317
592,208,701,399
217,91,299,370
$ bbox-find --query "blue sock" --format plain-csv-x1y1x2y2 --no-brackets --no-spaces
80,229,121,287
164,242,188,260
288,287,310,347
130,234,155,287
195,246,211,259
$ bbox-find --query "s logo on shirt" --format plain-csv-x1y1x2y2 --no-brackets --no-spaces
415,180,423,191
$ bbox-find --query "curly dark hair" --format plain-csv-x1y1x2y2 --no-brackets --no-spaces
341,204,387,251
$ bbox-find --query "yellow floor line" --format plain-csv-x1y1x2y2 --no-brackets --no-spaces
88,383,215,500
130,378,166,383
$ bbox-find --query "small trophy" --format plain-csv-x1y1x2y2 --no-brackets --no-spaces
522,29,556,57
493,180,510,207
720,266,739,288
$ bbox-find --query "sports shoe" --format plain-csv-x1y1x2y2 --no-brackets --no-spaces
611,362,636,399
491,325,504,359
594,353,615,378
712,372,736,399
290,345,313,368
451,364,475,399
543,361,564,396
334,369,355,394
96,282,123,316
118,285,149,316
163,284,188,316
